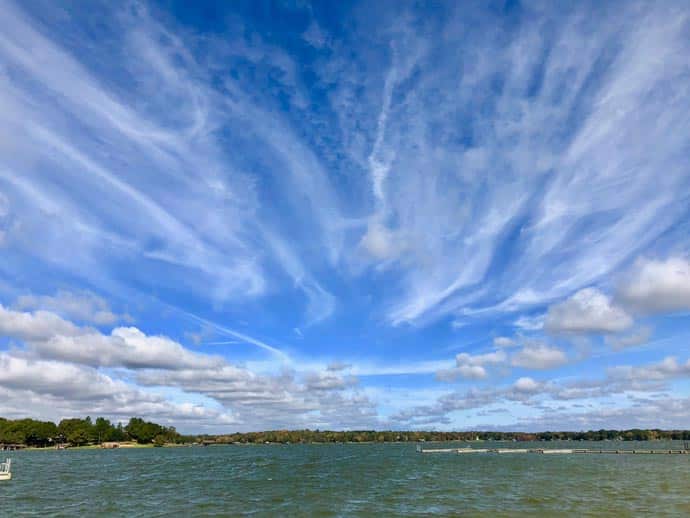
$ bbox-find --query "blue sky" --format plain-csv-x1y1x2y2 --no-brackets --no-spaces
1,0,690,432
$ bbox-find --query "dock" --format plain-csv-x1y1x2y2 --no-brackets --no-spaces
417,446,690,455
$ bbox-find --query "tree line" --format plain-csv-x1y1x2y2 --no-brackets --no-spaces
4,418,690,448
204,428,690,444
0,416,194,447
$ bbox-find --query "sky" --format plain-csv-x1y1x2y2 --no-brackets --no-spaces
1,0,690,433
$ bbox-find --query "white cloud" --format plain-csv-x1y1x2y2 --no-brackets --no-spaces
512,377,541,394
608,356,690,382
437,364,487,382
510,396,690,432
359,221,398,260
0,351,236,426
351,1,690,326
2,0,689,334
493,336,516,348
0,301,380,430
511,344,567,370
394,355,690,429
545,288,633,334
0,0,689,433
457,350,507,366
0,0,348,325
513,315,544,331
0,304,223,370
0,351,133,400
437,340,569,383
138,366,377,430
303,371,358,391
14,290,126,325
617,257,690,314
605,327,652,350
0,303,81,341
436,350,507,381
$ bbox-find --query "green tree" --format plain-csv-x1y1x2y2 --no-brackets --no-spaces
58,418,93,446
94,417,113,443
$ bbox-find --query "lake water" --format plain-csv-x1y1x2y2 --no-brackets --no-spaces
2,441,689,516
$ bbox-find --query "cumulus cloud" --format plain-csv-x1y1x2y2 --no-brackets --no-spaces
0,352,134,401
511,344,567,370
437,339,569,383
304,371,358,391
509,396,690,432
605,327,652,350
545,288,633,334
0,303,83,340
0,304,223,370
436,350,507,382
394,355,690,428
512,377,541,394
0,351,236,427
0,301,380,430
493,336,516,348
14,290,126,325
608,356,690,382
617,257,690,314
138,365,376,430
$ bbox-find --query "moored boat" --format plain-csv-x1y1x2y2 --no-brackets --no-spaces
0,459,11,481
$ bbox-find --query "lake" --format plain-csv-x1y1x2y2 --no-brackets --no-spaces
2,441,689,516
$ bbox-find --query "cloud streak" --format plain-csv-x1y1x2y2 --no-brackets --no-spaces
1,0,689,431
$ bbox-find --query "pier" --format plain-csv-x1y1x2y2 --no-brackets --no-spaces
417,446,690,455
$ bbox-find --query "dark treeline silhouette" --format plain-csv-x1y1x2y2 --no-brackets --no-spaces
204,428,690,444
0,416,193,447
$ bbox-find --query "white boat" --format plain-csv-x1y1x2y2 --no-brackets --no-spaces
0,459,11,481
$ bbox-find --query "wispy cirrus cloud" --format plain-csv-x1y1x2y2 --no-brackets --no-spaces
338,2,690,326
1,0,690,432
2,0,688,329
0,0,340,325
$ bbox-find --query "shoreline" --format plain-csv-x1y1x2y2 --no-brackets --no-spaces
11,437,689,452
16,442,188,452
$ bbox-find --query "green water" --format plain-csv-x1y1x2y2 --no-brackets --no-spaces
1,441,689,516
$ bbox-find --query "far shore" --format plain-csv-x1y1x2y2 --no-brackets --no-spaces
16,441,192,452
4,416,689,452
11,436,689,453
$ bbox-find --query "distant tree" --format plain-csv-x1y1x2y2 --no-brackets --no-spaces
58,418,94,446
125,417,173,444
94,417,113,443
